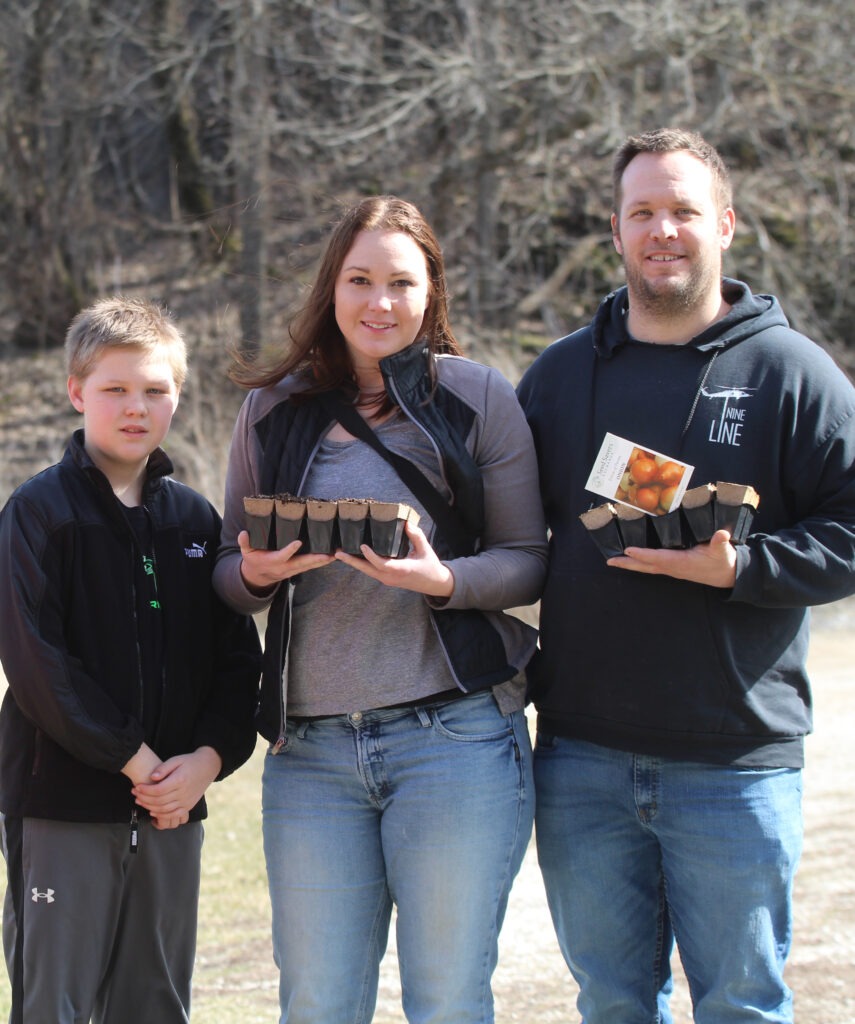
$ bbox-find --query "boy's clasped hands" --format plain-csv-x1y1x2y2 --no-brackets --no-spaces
123,742,222,829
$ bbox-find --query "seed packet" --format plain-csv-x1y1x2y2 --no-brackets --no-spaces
585,433,694,517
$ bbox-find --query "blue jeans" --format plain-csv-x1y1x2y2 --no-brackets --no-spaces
262,690,534,1024
534,737,803,1024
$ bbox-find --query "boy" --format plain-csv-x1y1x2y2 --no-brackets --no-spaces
0,297,261,1023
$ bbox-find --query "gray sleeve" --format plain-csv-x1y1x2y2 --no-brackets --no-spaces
436,365,548,612
213,389,281,616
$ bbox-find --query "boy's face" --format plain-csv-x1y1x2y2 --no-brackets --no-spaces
67,346,180,482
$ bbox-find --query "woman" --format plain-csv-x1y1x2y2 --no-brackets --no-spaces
214,196,547,1023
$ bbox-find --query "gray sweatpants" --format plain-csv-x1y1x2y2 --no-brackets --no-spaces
1,815,203,1024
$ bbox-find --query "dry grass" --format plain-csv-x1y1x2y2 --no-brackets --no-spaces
1,605,854,1022
0,304,852,1018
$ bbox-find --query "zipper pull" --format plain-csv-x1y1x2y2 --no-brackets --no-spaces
129,809,139,854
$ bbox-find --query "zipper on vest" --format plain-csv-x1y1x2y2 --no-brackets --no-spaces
272,582,295,754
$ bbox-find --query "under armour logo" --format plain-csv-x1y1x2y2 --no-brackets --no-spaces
31,888,55,903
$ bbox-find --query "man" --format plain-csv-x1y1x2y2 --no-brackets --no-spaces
517,128,855,1023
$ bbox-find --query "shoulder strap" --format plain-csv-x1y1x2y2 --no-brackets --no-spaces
319,392,476,557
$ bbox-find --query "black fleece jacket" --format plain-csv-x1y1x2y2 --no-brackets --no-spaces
0,431,261,822
517,279,855,767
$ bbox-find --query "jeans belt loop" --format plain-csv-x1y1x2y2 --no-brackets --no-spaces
414,705,432,728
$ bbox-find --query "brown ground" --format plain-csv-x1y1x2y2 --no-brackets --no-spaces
0,608,851,1023
373,601,855,1023
0,592,850,1023
0,324,851,1020
1,317,851,1022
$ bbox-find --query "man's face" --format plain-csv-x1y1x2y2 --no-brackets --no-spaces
611,150,735,319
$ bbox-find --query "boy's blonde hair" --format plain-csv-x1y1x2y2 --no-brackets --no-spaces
65,297,188,387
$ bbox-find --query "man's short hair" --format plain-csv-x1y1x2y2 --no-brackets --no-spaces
612,128,733,214
65,297,188,387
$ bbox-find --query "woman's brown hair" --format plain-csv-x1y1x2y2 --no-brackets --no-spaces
232,196,463,396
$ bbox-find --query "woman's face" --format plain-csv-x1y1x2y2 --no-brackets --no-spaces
333,229,430,384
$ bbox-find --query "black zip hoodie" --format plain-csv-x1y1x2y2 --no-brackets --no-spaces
0,431,261,821
517,279,855,767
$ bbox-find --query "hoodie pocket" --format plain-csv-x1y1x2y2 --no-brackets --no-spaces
535,566,733,735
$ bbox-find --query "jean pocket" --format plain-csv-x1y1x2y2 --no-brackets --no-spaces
431,694,513,743
534,731,557,751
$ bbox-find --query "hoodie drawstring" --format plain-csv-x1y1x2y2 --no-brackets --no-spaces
680,349,720,444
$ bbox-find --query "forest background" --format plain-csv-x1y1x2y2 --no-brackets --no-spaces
2,0,855,504
1,3,854,1020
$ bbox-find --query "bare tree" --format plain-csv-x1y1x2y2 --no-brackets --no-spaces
0,0,852,369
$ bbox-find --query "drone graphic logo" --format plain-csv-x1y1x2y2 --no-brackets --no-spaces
701,385,756,446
